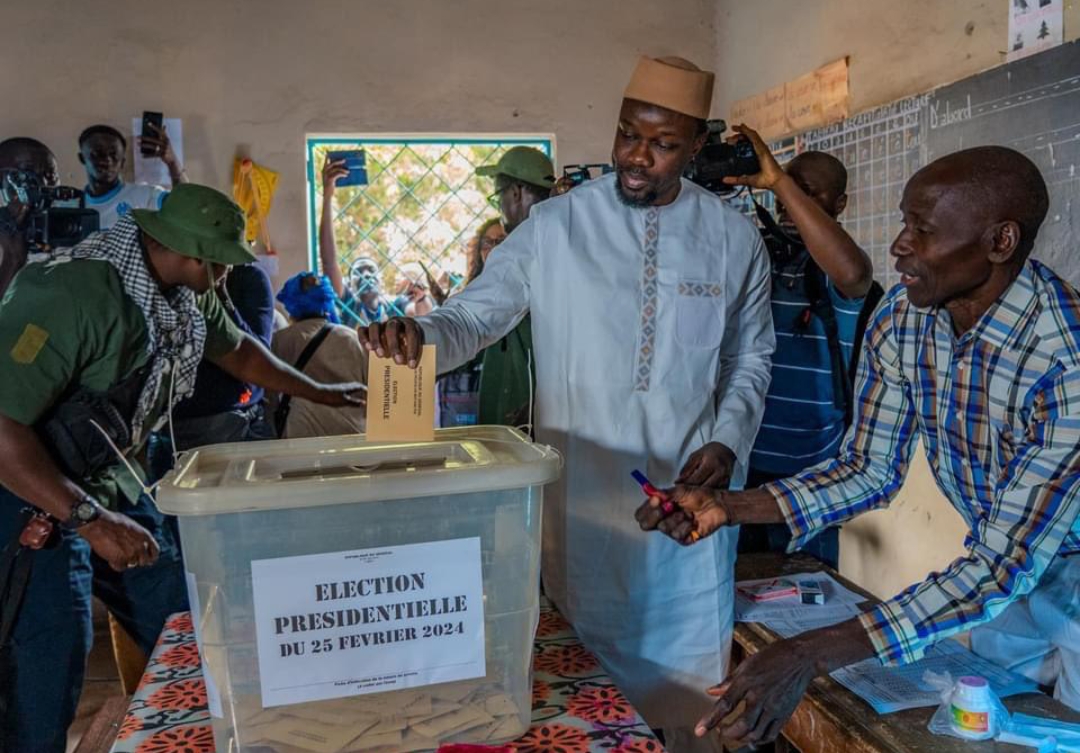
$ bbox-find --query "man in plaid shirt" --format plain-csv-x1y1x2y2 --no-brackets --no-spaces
638,145,1080,747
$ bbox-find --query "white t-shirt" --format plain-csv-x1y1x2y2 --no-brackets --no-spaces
81,182,168,230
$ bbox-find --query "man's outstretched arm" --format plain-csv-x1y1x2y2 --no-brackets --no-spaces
359,213,537,374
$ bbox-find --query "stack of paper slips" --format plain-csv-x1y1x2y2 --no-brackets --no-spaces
234,683,527,753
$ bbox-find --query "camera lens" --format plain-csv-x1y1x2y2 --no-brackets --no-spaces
54,218,79,236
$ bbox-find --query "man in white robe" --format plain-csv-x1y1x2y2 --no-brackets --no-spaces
359,56,774,751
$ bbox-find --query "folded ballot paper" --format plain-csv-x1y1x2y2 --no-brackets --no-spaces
235,683,526,753
366,345,436,442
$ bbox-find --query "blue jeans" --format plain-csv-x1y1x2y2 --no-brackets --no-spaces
0,486,188,753
737,468,840,570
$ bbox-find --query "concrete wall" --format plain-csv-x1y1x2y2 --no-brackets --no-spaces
714,0,1079,599
3,0,717,282
714,0,1080,125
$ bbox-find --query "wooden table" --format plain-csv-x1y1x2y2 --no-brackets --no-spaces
734,553,1080,753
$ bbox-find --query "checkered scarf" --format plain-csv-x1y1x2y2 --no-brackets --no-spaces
39,216,205,444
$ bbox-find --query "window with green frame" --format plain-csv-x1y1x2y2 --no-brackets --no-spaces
306,136,554,320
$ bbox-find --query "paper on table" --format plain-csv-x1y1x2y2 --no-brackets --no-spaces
831,638,1039,714
737,572,1039,716
735,571,866,636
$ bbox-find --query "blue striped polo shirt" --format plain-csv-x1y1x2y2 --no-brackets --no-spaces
750,254,865,476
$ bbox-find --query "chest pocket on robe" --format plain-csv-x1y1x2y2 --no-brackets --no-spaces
674,280,726,350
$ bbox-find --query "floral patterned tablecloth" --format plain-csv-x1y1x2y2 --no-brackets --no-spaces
111,599,664,753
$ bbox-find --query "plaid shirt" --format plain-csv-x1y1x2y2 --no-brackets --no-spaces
767,260,1080,665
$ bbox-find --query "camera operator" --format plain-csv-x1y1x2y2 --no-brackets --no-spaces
725,123,879,569
0,138,59,296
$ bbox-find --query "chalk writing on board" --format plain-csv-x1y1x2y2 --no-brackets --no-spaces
928,95,973,130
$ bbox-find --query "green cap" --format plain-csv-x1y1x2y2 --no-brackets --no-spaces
476,146,555,189
131,184,255,266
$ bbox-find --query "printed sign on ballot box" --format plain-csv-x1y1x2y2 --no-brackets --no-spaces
251,537,486,707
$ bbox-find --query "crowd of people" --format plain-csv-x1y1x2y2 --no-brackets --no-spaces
0,94,553,752
0,51,1078,753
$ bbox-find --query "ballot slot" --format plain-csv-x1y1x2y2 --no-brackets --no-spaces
160,428,561,517
277,457,448,479
220,441,497,485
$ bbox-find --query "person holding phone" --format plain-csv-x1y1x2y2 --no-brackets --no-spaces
73,122,188,230
318,156,392,326
392,262,437,317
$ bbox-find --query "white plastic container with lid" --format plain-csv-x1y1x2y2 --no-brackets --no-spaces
949,675,998,740
156,426,561,753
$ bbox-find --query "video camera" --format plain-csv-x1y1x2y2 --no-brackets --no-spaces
562,163,614,187
684,119,761,195
1,169,99,250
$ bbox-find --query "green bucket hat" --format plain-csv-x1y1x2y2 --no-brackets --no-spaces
476,146,555,189
131,183,255,265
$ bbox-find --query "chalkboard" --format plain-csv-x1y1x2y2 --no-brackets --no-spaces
771,40,1080,288
926,40,1080,279
797,94,926,288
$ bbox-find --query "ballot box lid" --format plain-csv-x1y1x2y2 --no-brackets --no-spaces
155,425,561,515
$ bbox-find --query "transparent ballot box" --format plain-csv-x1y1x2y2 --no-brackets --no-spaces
156,426,561,753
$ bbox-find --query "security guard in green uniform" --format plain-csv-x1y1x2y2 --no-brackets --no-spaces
475,147,554,429
0,184,363,753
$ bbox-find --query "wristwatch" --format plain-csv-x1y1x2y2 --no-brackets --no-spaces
62,494,103,530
